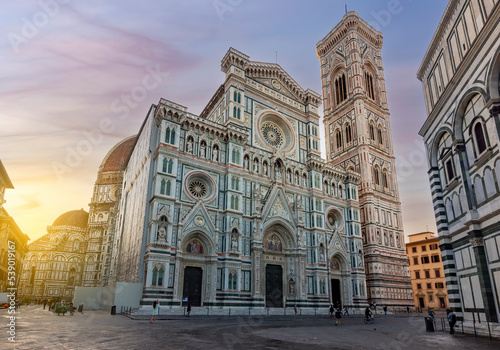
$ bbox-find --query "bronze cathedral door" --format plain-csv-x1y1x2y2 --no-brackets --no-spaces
183,267,202,306
266,264,283,307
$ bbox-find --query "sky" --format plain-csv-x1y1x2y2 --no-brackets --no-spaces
0,0,448,242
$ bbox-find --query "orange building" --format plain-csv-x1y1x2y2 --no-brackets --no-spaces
406,232,448,310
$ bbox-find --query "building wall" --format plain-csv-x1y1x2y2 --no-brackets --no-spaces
418,0,500,323
316,12,413,307
406,232,449,309
115,109,155,284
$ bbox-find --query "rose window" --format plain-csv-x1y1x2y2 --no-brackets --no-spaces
188,179,208,198
261,122,284,148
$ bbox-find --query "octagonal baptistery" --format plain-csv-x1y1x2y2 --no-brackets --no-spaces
18,209,89,302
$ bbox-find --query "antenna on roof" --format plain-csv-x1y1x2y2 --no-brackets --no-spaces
275,51,278,64
345,3,347,14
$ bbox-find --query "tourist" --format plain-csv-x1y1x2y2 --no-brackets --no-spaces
343,306,349,316
329,304,334,317
383,306,387,315
448,309,457,334
294,304,298,316
335,307,342,326
150,300,159,324
186,302,191,317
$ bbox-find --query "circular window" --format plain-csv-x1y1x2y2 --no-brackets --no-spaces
188,179,207,198
184,171,217,202
257,113,295,153
261,122,284,148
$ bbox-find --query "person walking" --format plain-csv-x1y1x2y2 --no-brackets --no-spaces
343,306,349,316
335,307,342,326
43,300,47,309
406,306,410,314
329,304,334,317
365,306,372,322
294,304,298,316
383,306,387,315
186,302,191,317
448,309,457,334
150,300,159,324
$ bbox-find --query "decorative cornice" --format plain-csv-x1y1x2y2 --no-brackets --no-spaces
316,11,383,58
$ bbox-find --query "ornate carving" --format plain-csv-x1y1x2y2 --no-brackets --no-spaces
269,196,290,221
469,237,483,247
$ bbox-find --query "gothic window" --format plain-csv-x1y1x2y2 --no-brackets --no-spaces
287,169,292,183
73,240,80,251
171,128,176,144
232,147,240,164
338,184,343,198
231,176,240,191
162,158,168,173
377,126,383,145
473,121,488,156
151,265,164,286
230,195,239,210
382,171,389,188
165,127,171,143
168,159,173,174
334,72,348,105
437,132,455,184
160,179,166,194
374,167,381,186
295,171,300,185
233,106,241,119
228,271,237,290
303,173,308,187
345,124,352,144
335,129,342,149
365,71,375,100
369,122,375,141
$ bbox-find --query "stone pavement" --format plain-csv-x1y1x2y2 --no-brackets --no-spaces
2,305,500,349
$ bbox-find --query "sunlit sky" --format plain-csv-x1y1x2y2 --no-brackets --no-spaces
1,0,447,242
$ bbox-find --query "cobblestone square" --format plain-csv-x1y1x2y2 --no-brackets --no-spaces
2,306,500,349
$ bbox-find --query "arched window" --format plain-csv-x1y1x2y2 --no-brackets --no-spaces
160,179,166,195
162,158,168,173
152,267,158,286
335,129,342,149
228,271,237,290
374,168,380,186
168,159,173,174
73,240,80,251
345,124,352,143
365,71,375,100
170,129,176,144
166,180,171,195
382,171,388,188
303,173,308,187
238,92,241,104
165,127,171,143
338,185,343,198
334,72,348,105
233,90,237,102
295,171,300,185
369,122,375,140
473,122,487,155
377,127,383,145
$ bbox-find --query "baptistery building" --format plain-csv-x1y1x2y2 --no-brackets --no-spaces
418,0,500,327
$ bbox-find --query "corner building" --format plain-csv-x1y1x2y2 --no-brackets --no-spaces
116,47,368,312
316,12,413,307
418,0,500,326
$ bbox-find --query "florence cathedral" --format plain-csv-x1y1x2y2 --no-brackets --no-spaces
19,12,413,311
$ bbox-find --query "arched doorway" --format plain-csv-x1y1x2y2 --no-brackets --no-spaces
262,222,297,308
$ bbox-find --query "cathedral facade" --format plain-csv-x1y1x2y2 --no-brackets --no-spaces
115,47,368,310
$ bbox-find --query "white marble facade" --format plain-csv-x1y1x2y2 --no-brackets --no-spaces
115,48,367,310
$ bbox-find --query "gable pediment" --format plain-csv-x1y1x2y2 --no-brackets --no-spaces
181,200,216,238
261,186,296,227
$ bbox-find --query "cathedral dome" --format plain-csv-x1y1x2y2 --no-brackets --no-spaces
100,136,137,172
52,209,89,228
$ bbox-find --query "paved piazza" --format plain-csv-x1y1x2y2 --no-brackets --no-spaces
2,306,499,349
